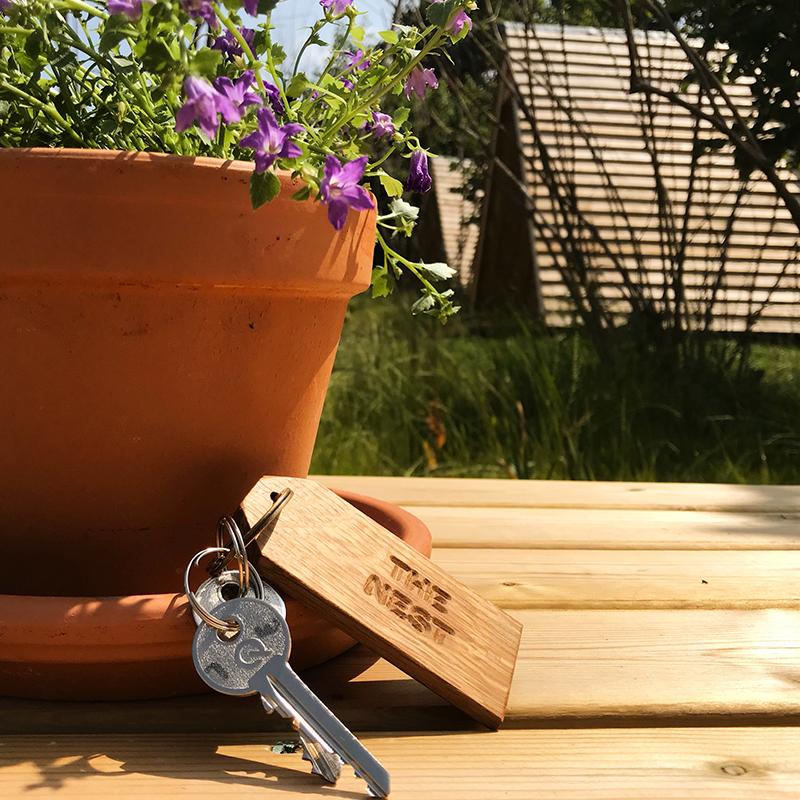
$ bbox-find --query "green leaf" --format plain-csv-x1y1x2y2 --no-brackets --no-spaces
411,293,436,314
392,107,410,128
306,32,328,48
390,198,419,221
257,0,285,13
379,172,404,198
287,72,309,97
98,16,138,53
351,26,365,42
50,49,79,74
379,30,399,44
190,48,223,80
425,0,461,29
108,54,137,74
141,39,178,74
0,100,10,119
250,170,282,210
23,30,43,59
270,43,287,65
291,186,312,202
371,266,395,298
418,262,457,281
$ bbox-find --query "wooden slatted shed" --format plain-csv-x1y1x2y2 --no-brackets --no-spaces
471,24,800,333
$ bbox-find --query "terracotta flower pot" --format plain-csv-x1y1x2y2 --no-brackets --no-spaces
0,490,432,701
0,148,376,598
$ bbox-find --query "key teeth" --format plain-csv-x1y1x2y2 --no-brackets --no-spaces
303,750,343,784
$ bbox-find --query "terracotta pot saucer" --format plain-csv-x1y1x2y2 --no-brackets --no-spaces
0,491,431,701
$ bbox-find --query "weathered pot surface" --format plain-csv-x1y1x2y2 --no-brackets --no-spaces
0,148,376,597
0,490,432,701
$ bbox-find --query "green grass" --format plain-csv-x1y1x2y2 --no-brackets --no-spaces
310,295,800,483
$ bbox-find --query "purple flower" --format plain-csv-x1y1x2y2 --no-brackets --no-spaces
0,0,11,9
240,107,305,174
319,155,375,231
243,0,258,14
339,49,369,92
107,0,142,20
407,150,432,193
370,111,394,139
175,76,240,141
447,10,472,34
430,0,473,34
403,66,438,100
320,0,353,15
344,50,370,71
213,71,262,117
264,82,285,115
211,27,255,61
181,0,217,29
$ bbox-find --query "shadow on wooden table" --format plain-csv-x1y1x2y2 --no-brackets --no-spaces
2,734,370,797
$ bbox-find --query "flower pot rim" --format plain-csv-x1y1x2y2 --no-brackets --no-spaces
0,490,431,699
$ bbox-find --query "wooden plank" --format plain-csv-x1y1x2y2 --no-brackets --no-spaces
505,608,800,720
243,477,522,729
433,548,800,609
412,507,800,550
3,608,800,732
293,609,800,723
2,728,800,799
313,476,800,512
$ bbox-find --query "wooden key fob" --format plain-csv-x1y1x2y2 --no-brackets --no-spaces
239,476,522,729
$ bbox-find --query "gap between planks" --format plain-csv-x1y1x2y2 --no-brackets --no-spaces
2,728,799,799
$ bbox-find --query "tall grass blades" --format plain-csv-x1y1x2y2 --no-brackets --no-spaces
311,297,800,483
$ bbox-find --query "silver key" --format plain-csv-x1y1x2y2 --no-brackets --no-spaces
193,596,390,798
194,573,334,781
191,569,286,627
259,694,344,783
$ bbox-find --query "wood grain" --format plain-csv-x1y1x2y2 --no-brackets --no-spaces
411,506,800,550
433,548,800,609
5,606,800,734
313,476,800,512
2,728,799,799
242,477,522,729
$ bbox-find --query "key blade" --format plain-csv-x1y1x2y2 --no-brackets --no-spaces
301,735,343,784
263,666,391,798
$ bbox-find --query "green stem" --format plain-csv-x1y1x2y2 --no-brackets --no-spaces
376,230,439,295
293,20,326,76
212,4,266,96
322,27,446,140
52,0,107,18
0,26,30,34
0,79,85,145
320,15,354,80
59,29,157,119
264,11,291,115
364,146,396,171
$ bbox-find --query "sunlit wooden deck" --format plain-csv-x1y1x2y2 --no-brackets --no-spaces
3,475,800,798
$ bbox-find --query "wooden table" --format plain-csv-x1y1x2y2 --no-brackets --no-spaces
3,476,800,798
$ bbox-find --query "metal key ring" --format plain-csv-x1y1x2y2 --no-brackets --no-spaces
185,547,242,632
216,515,249,596
207,487,294,576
